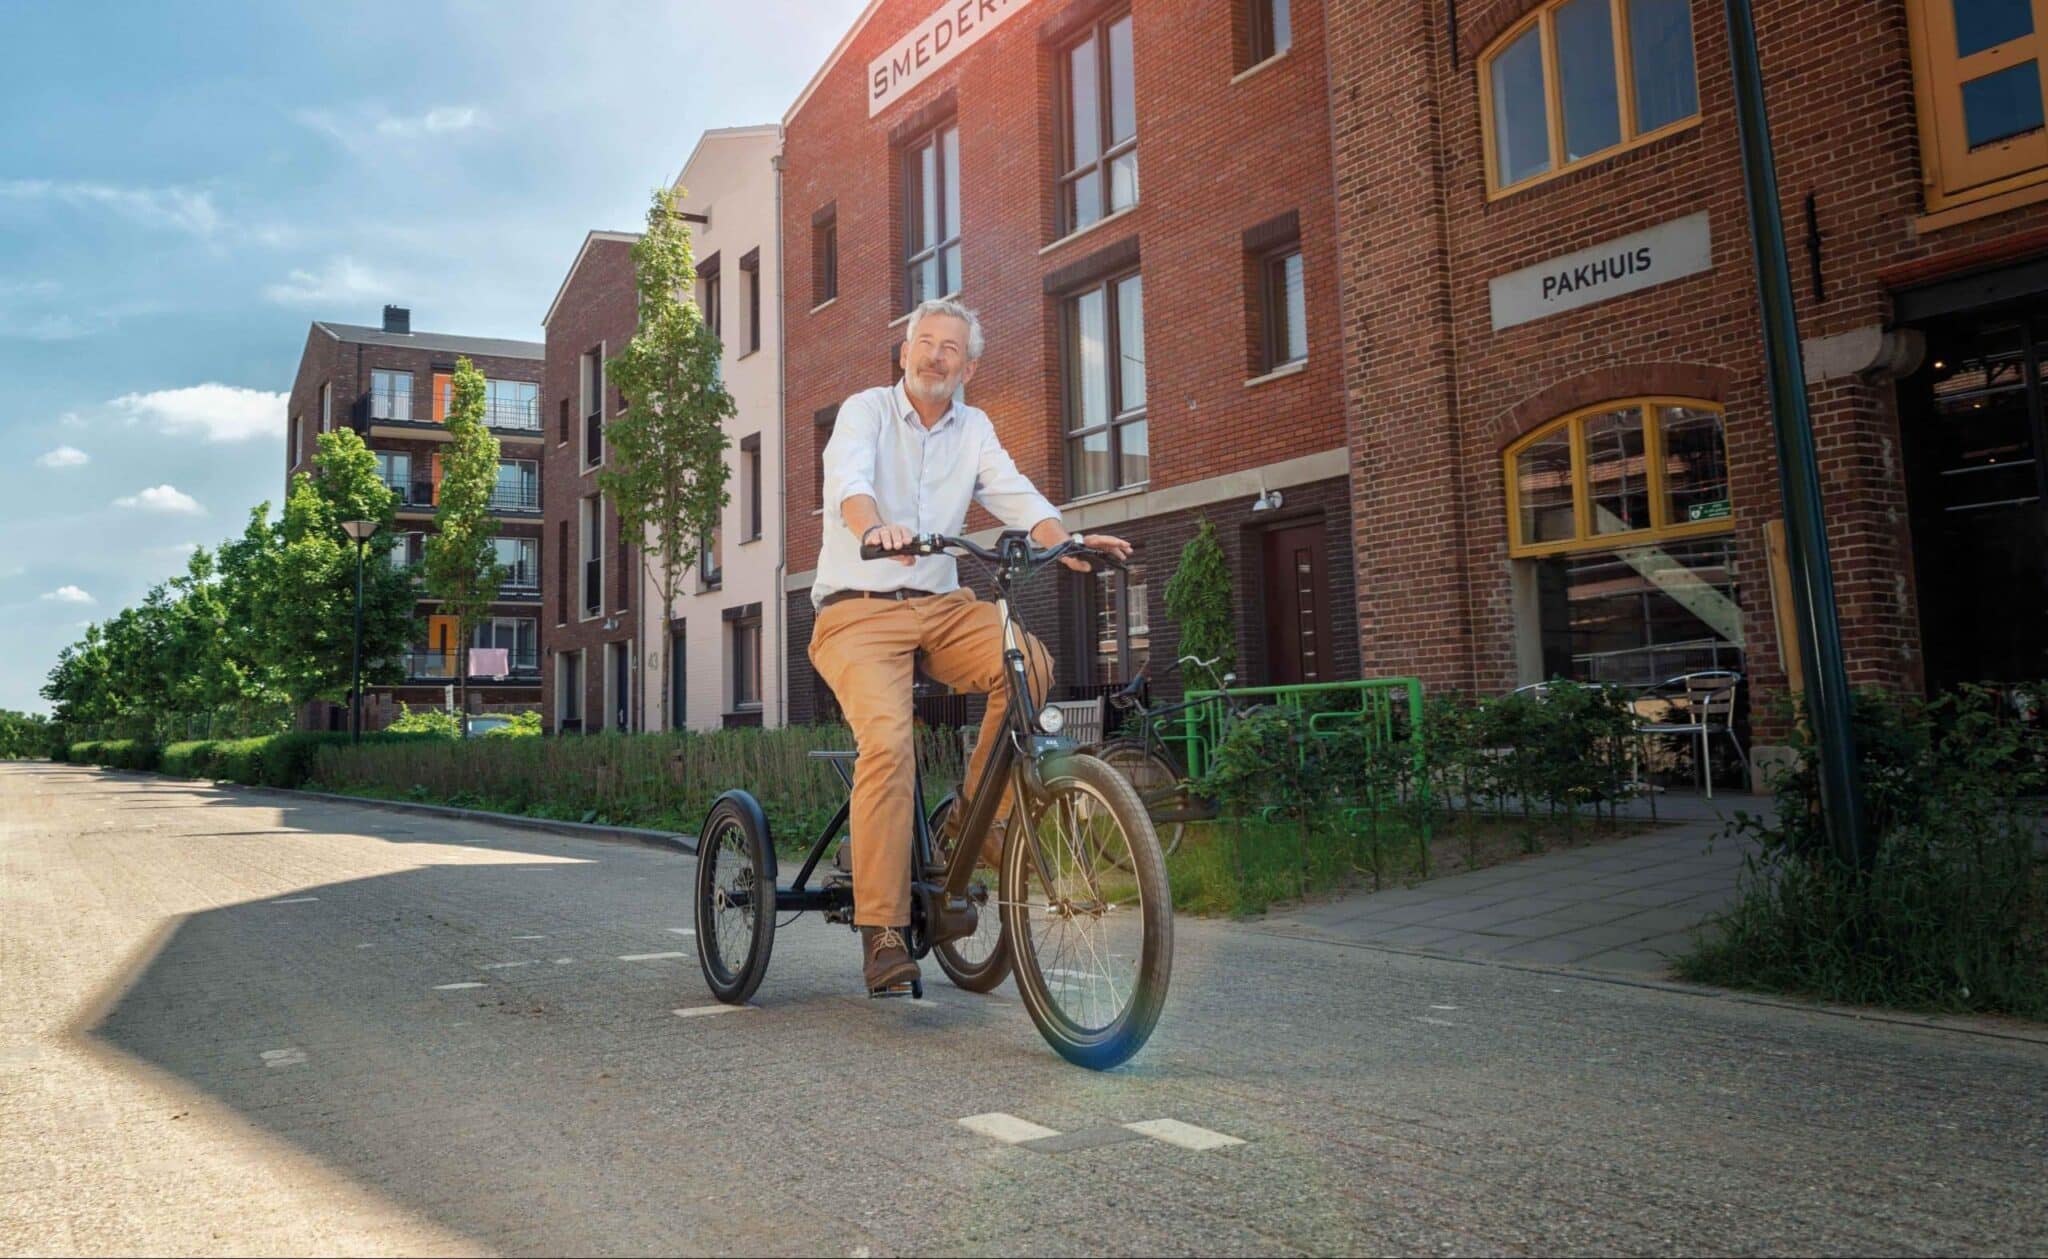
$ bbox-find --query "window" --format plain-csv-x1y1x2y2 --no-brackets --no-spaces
730,611,763,711
700,526,723,589
813,204,838,306
321,382,333,431
485,379,541,431
1909,0,2048,213
1507,400,1737,686
580,495,602,619
615,511,632,611
492,536,538,590
375,451,415,505
471,616,537,673
1246,0,1292,67
812,405,838,511
697,254,722,341
739,248,761,355
555,520,570,624
291,414,303,465
1059,10,1138,234
1063,270,1148,498
558,649,584,729
902,121,961,308
368,368,411,423
381,531,425,570
1259,244,1307,372
741,433,762,541
558,397,570,444
1481,0,1698,195
490,460,539,513
1090,561,1151,686
581,349,604,468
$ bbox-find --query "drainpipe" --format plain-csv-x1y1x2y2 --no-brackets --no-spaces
772,143,790,729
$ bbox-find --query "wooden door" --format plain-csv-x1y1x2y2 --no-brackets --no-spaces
1262,521,1334,686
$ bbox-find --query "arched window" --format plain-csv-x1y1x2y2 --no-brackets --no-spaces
1504,399,1739,685
1505,398,1731,553
1480,0,1700,196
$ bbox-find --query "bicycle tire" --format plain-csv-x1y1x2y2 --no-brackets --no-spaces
928,794,1013,993
693,794,776,1004
1093,738,1188,858
1002,753,1173,1070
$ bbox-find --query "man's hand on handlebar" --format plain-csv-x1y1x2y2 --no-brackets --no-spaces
860,522,918,566
1059,533,1133,573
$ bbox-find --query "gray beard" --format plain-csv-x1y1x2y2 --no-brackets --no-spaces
904,373,955,406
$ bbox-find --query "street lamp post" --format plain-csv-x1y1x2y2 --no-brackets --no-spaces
341,519,379,744
1722,0,1868,867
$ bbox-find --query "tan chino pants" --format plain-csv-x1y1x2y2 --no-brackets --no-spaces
808,589,1054,927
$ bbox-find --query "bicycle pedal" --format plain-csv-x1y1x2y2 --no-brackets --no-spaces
867,977,923,1000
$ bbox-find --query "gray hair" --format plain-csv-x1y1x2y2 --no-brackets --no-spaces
904,297,985,361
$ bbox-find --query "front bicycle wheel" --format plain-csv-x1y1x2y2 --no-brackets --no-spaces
929,794,1013,993
694,795,776,1004
1001,753,1172,1070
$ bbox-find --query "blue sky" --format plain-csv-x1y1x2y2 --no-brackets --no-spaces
0,0,867,714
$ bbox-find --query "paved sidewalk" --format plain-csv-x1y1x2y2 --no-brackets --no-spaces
1252,791,1768,975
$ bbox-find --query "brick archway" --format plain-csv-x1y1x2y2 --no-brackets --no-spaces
1487,362,1736,450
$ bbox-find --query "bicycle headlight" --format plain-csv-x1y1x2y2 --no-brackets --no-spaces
1038,704,1065,734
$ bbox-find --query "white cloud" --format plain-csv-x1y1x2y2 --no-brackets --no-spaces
110,383,285,443
40,585,94,605
0,565,24,579
264,256,401,306
114,484,205,515
0,179,222,236
35,445,88,468
147,542,201,559
295,103,487,152
378,105,486,137
58,412,86,430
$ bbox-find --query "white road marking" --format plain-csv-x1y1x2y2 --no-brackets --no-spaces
433,982,485,991
512,934,548,940
958,1113,1061,1145
355,943,376,949
553,958,575,965
1045,968,1100,981
270,897,319,905
1417,1017,1458,1027
617,951,689,962
482,960,536,970
1430,1004,1459,1011
665,928,695,936
1123,1119,1246,1151
258,1047,306,1068
672,1004,755,1018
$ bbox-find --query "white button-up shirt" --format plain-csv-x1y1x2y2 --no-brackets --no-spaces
813,382,1062,608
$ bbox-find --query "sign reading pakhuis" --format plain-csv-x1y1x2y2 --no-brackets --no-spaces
1489,212,1713,332
869,0,1039,117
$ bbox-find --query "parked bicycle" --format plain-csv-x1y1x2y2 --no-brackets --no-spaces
692,530,1173,1070
1084,654,1259,857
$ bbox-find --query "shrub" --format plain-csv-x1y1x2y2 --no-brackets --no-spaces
161,740,220,777
1678,685,2048,1017
70,738,161,772
388,703,462,738
483,710,543,738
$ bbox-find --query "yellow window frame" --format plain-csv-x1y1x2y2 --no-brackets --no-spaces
1503,397,1734,557
1907,0,2048,215
1479,0,1703,199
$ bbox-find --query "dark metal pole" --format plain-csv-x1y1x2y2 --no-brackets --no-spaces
1724,0,1868,867
351,537,367,744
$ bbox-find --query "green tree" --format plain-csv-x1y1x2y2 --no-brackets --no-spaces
598,185,736,733
0,709,54,759
422,357,504,726
265,430,417,708
1163,517,1237,684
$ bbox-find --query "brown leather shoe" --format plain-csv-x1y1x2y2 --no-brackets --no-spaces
861,925,919,993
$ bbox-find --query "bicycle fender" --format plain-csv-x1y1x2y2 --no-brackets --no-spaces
1020,733,1082,796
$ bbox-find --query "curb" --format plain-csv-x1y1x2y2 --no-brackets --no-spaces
103,767,697,856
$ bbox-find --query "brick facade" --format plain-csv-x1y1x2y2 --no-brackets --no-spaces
1325,0,2048,735
540,234,641,734
284,317,545,728
781,0,1356,722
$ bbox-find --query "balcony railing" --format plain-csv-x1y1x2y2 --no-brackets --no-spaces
487,400,543,432
500,563,539,592
403,649,540,681
489,483,540,513
381,478,436,509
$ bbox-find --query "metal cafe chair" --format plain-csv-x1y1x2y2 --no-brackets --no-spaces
1635,670,1747,800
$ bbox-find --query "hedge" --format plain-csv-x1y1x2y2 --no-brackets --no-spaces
74,730,445,788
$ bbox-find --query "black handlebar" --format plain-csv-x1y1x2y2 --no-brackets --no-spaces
859,530,1125,572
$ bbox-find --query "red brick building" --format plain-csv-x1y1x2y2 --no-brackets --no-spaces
1325,0,2048,770
284,307,546,728
539,233,641,734
781,0,1356,721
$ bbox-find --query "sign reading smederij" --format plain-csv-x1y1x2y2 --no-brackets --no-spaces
869,0,1040,117
1489,212,1714,332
